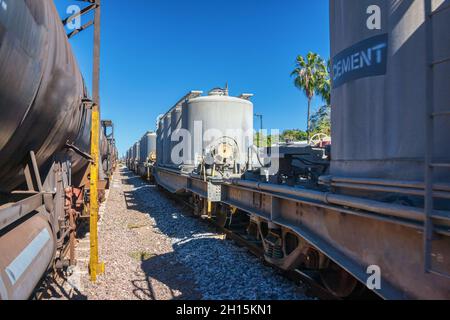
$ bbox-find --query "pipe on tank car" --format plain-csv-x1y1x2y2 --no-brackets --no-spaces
319,176,450,199
231,180,450,225
0,211,56,300
234,180,327,202
324,176,450,192
330,182,450,200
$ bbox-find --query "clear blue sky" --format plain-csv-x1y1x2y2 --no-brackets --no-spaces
56,0,330,156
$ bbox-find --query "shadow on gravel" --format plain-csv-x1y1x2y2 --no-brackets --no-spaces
131,251,202,300
35,273,88,300
122,169,200,240
121,169,205,300
120,168,306,300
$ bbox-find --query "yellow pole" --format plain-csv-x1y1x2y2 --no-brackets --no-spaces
89,105,105,281
208,201,212,218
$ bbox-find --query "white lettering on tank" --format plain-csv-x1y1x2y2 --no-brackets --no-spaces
372,43,387,63
1,0,7,11
366,5,381,30
360,49,371,68
333,43,387,80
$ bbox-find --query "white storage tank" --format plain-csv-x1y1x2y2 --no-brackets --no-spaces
156,117,163,165
183,88,254,171
133,142,140,167
330,0,450,183
148,132,157,159
170,106,183,167
156,88,254,174
139,131,157,163
162,114,172,166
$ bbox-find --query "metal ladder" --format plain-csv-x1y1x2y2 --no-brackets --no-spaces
424,0,450,278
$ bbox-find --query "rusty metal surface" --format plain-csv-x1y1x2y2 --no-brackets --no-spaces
0,211,55,300
0,193,43,231
166,188,340,300
154,166,450,299
0,0,91,193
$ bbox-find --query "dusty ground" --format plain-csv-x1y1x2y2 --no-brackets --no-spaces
39,166,308,300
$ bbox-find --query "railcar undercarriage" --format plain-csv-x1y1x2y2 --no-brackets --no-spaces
153,165,450,300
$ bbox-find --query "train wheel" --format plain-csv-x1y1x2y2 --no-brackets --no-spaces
192,195,203,216
215,205,229,228
320,260,362,298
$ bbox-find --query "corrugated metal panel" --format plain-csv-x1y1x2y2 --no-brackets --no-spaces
330,0,450,182
0,0,91,192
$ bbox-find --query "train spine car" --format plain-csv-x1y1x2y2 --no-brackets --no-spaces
126,0,450,300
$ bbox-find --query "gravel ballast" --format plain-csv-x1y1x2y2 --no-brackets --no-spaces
42,167,309,300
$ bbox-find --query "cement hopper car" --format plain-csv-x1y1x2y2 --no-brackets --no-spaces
137,132,157,178
156,88,254,178
330,0,450,191
152,2,450,299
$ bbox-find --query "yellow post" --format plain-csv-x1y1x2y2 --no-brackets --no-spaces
207,201,212,218
89,104,105,282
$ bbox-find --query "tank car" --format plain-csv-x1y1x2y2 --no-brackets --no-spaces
330,0,450,190
155,88,254,180
137,132,157,180
101,120,118,181
123,0,450,300
150,0,450,299
0,0,100,300
132,142,140,173
126,148,133,169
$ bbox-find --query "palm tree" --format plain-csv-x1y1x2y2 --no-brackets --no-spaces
291,52,328,140
316,59,331,106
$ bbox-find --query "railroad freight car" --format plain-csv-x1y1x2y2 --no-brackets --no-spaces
0,0,108,300
137,132,157,180
150,0,450,299
156,88,254,177
132,142,140,173
126,145,135,171
126,148,132,169
101,120,118,181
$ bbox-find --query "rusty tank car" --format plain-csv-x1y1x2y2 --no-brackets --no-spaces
0,0,108,300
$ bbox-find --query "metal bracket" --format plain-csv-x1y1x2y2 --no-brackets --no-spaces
423,0,450,280
253,192,262,209
0,151,46,231
24,151,43,192
62,2,98,26
68,20,94,39
65,143,94,162
207,182,222,202
82,98,94,109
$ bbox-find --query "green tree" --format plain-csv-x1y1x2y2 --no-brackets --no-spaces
316,59,331,106
290,53,329,140
310,105,331,136
311,60,331,136
254,132,277,147
281,129,308,142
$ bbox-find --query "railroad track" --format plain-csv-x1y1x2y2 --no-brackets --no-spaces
214,223,340,300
